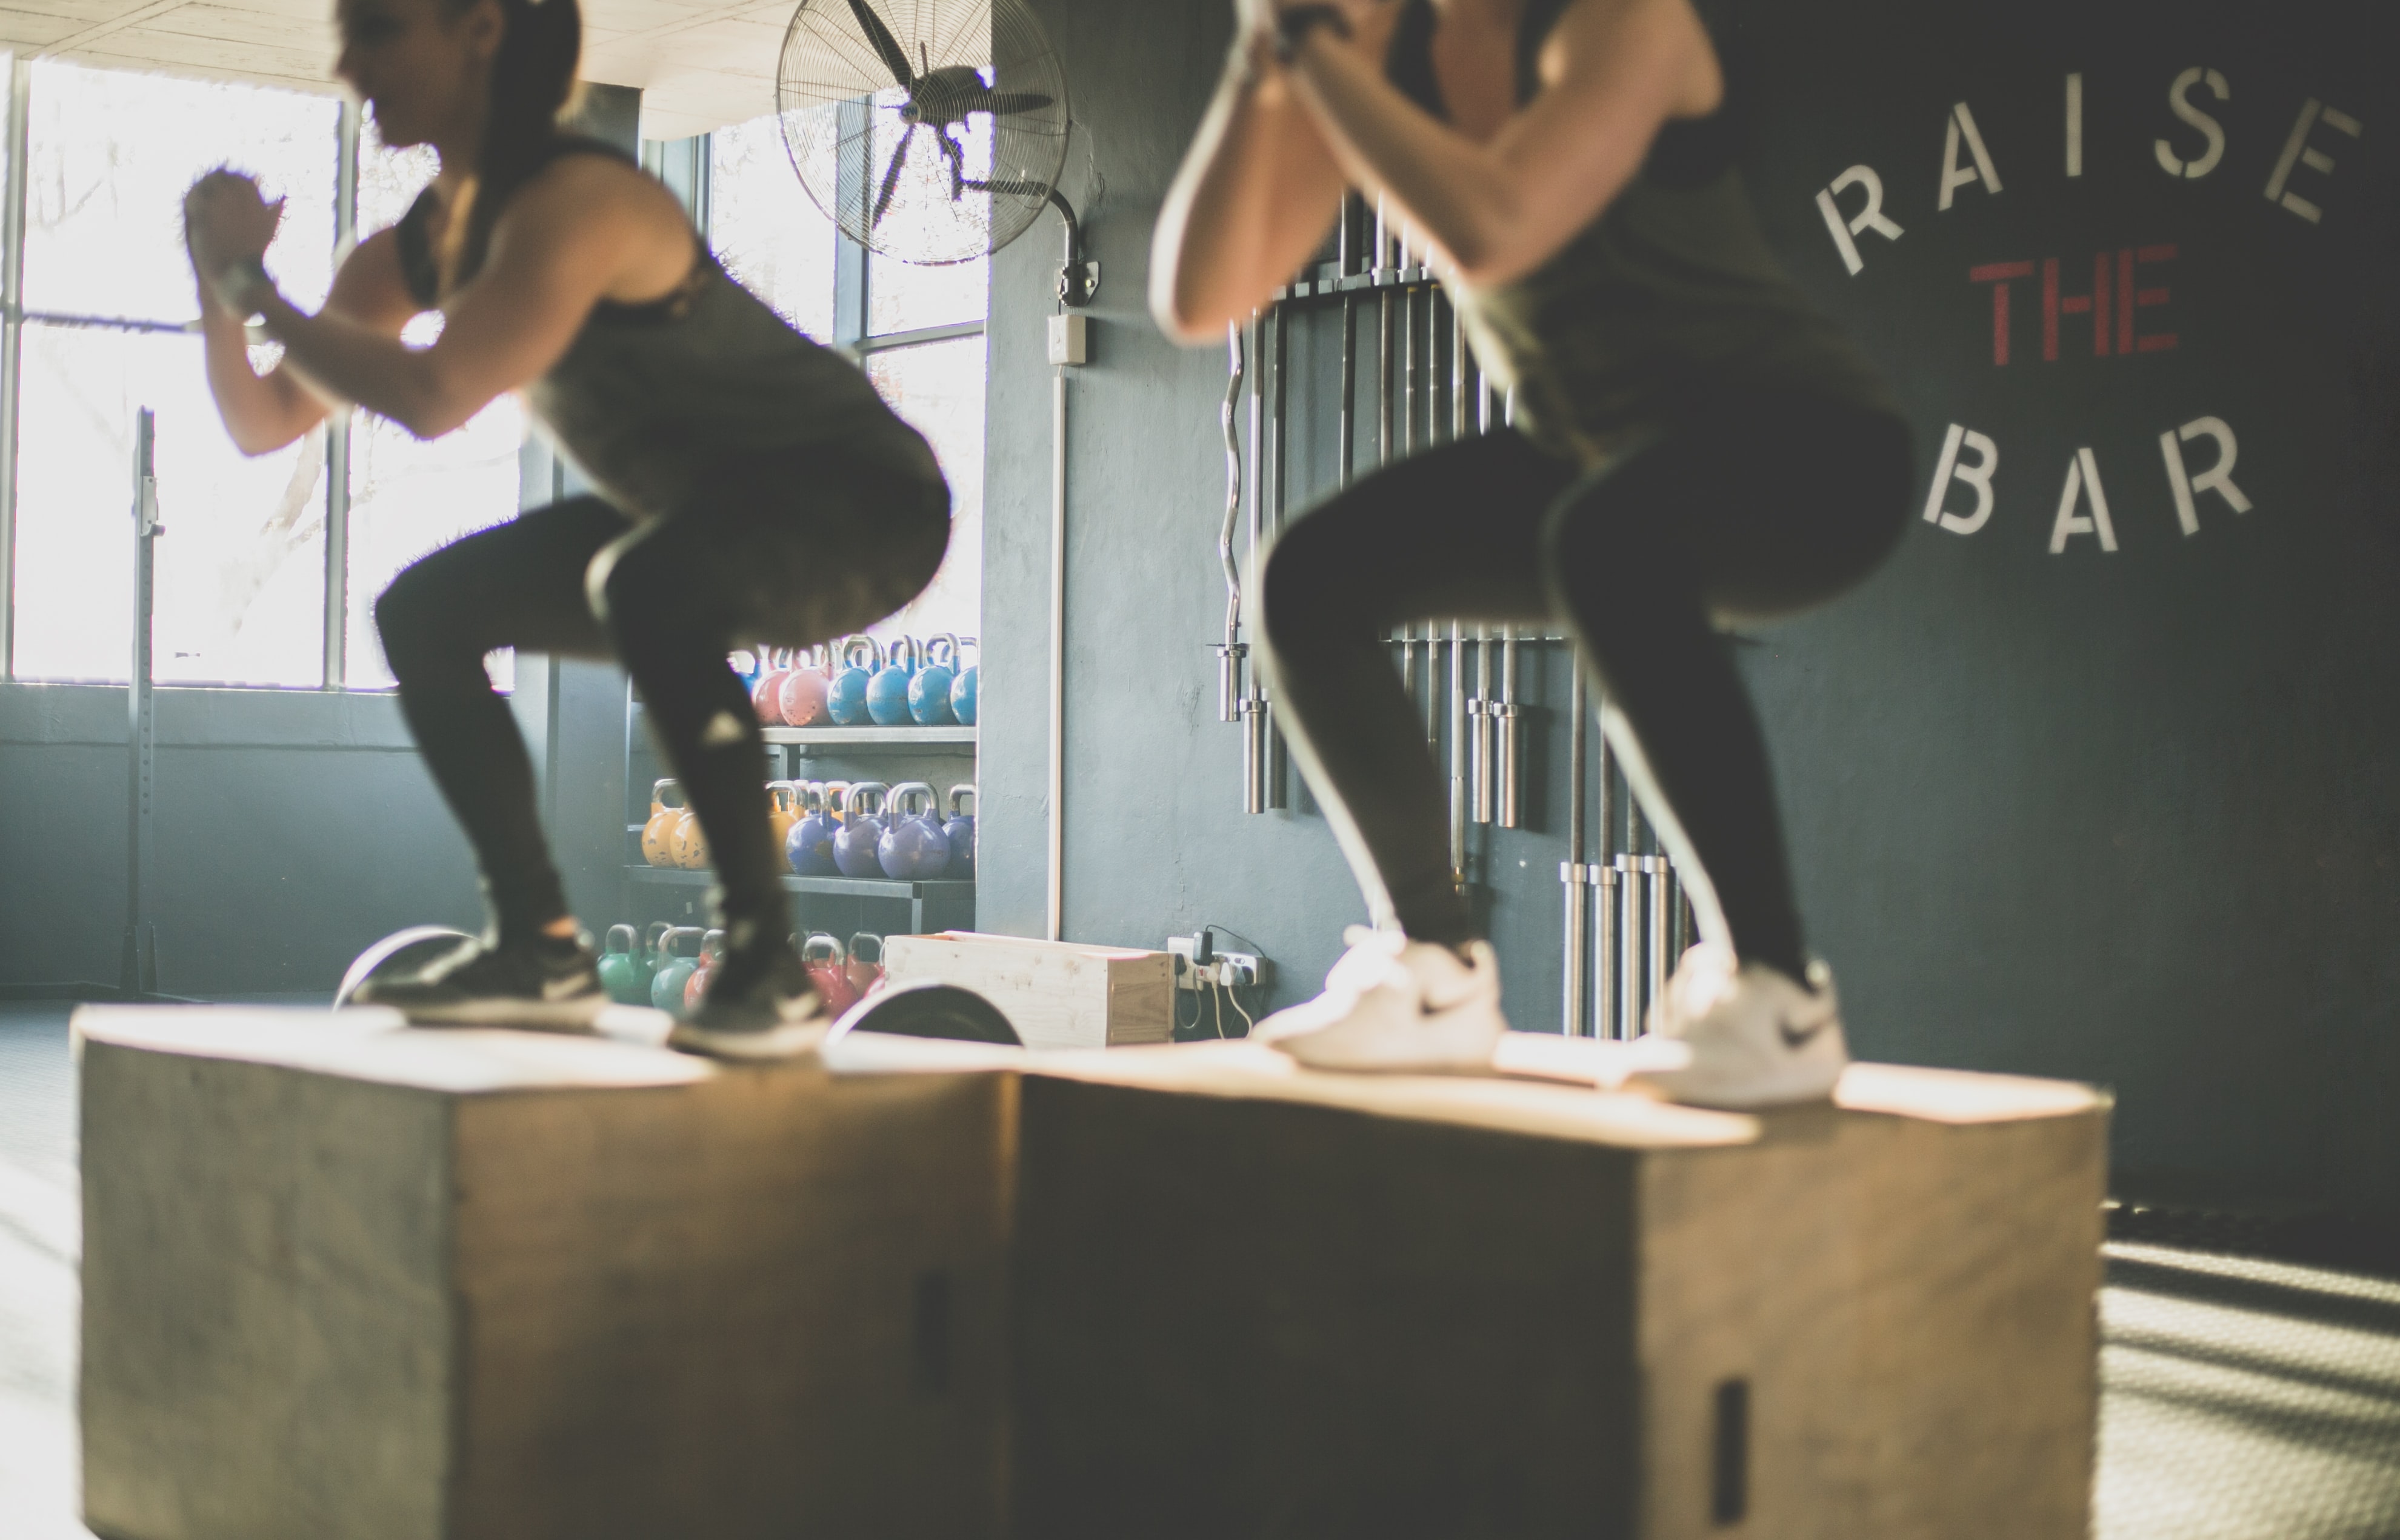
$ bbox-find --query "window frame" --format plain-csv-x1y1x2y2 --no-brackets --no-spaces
0,61,988,689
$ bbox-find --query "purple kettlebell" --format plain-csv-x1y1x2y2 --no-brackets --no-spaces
832,782,889,879
942,785,976,879
877,782,951,880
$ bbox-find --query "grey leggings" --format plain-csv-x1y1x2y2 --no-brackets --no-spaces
376,448,948,944
1258,394,1912,981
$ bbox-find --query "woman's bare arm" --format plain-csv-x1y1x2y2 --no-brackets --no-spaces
1150,21,1378,343
197,226,418,456
204,156,692,441
1281,0,1719,289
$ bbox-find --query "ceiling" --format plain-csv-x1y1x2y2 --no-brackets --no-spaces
0,0,795,139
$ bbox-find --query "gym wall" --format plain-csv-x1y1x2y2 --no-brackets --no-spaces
979,0,2400,1221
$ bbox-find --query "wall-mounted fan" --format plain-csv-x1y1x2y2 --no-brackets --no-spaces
776,0,1092,300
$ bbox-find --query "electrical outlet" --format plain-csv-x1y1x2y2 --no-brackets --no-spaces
1166,934,1269,993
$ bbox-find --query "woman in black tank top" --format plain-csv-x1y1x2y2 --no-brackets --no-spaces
1154,0,1911,1106
181,0,947,1056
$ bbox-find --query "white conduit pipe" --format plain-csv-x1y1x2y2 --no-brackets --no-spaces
1047,365,1067,941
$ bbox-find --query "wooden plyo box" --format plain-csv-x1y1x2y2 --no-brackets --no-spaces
75,1007,1016,1540
1005,1043,2110,1540
79,1012,2106,1540
879,932,1174,1049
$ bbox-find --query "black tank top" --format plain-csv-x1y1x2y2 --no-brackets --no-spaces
1382,0,1892,466
396,139,935,519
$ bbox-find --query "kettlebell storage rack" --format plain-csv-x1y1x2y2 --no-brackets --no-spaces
1215,195,1694,1040
618,691,976,936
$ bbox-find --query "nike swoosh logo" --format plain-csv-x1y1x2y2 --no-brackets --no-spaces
1779,1018,1831,1050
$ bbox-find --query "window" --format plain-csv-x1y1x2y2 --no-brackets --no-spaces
701,107,988,651
341,116,525,690
0,59,525,689
11,61,339,686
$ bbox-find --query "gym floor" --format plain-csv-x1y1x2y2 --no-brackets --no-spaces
2,1002,2395,1539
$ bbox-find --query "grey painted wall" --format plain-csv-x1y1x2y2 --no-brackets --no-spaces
980,0,2400,1219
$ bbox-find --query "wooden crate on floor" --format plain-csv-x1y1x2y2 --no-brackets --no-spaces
75,1007,1015,1540
1003,1043,2109,1540
879,932,1173,1049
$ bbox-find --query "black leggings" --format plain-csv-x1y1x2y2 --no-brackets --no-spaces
376,448,948,947
1259,394,1912,981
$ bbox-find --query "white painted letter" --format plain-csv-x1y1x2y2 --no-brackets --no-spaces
1815,165,1905,276
1921,423,2000,536
2048,447,2119,554
2159,416,2253,536
2266,99,2364,223
1938,102,2004,210
2066,73,2084,178
2154,67,2230,179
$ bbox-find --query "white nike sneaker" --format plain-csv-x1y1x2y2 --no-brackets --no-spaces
1624,943,1848,1109
1255,927,1509,1073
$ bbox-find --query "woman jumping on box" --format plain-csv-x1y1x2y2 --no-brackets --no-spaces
182,0,948,1057
1153,0,1910,1106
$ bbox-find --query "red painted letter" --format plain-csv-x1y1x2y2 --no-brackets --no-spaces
1970,261,2035,365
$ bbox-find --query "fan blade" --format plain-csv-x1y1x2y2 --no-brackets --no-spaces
872,122,916,227
963,177,1049,198
846,0,914,90
979,92,1055,116
938,132,965,201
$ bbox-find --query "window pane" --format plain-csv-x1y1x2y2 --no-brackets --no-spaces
25,61,338,322
869,249,987,335
13,324,325,685
344,397,527,689
710,112,837,341
357,110,439,241
864,335,982,644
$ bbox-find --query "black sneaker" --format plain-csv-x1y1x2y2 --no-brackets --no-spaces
354,933,609,1030
667,941,828,1061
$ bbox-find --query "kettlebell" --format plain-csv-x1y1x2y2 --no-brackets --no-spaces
641,781,687,868
670,799,710,870
803,933,861,1016
650,927,705,1012
822,780,850,823
766,780,802,854
787,783,839,876
827,636,882,725
878,782,951,879
833,782,889,879
684,928,725,1013
597,924,645,1004
949,637,979,726
847,932,886,1000
641,921,672,993
751,648,793,726
942,785,976,879
909,635,960,726
777,643,833,728
866,635,920,727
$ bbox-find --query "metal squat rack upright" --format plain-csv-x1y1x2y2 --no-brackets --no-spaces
1214,194,1526,846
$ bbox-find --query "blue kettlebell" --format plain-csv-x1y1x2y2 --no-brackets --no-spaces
826,635,881,725
729,647,763,693
949,637,979,726
833,782,889,878
942,784,976,879
785,782,839,876
866,635,919,727
878,782,952,879
909,634,959,725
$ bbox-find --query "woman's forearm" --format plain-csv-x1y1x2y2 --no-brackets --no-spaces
1152,39,1347,341
198,304,329,456
253,290,461,439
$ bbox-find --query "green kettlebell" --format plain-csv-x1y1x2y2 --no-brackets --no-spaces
597,924,645,1004
650,927,705,1013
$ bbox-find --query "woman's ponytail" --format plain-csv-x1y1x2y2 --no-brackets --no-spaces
442,0,582,286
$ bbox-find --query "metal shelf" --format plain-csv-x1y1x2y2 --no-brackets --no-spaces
759,725,976,748
627,863,973,932
627,864,972,899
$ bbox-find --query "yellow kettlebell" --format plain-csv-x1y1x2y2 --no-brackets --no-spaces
671,798,710,870
641,780,686,868
766,780,802,853
822,779,850,825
